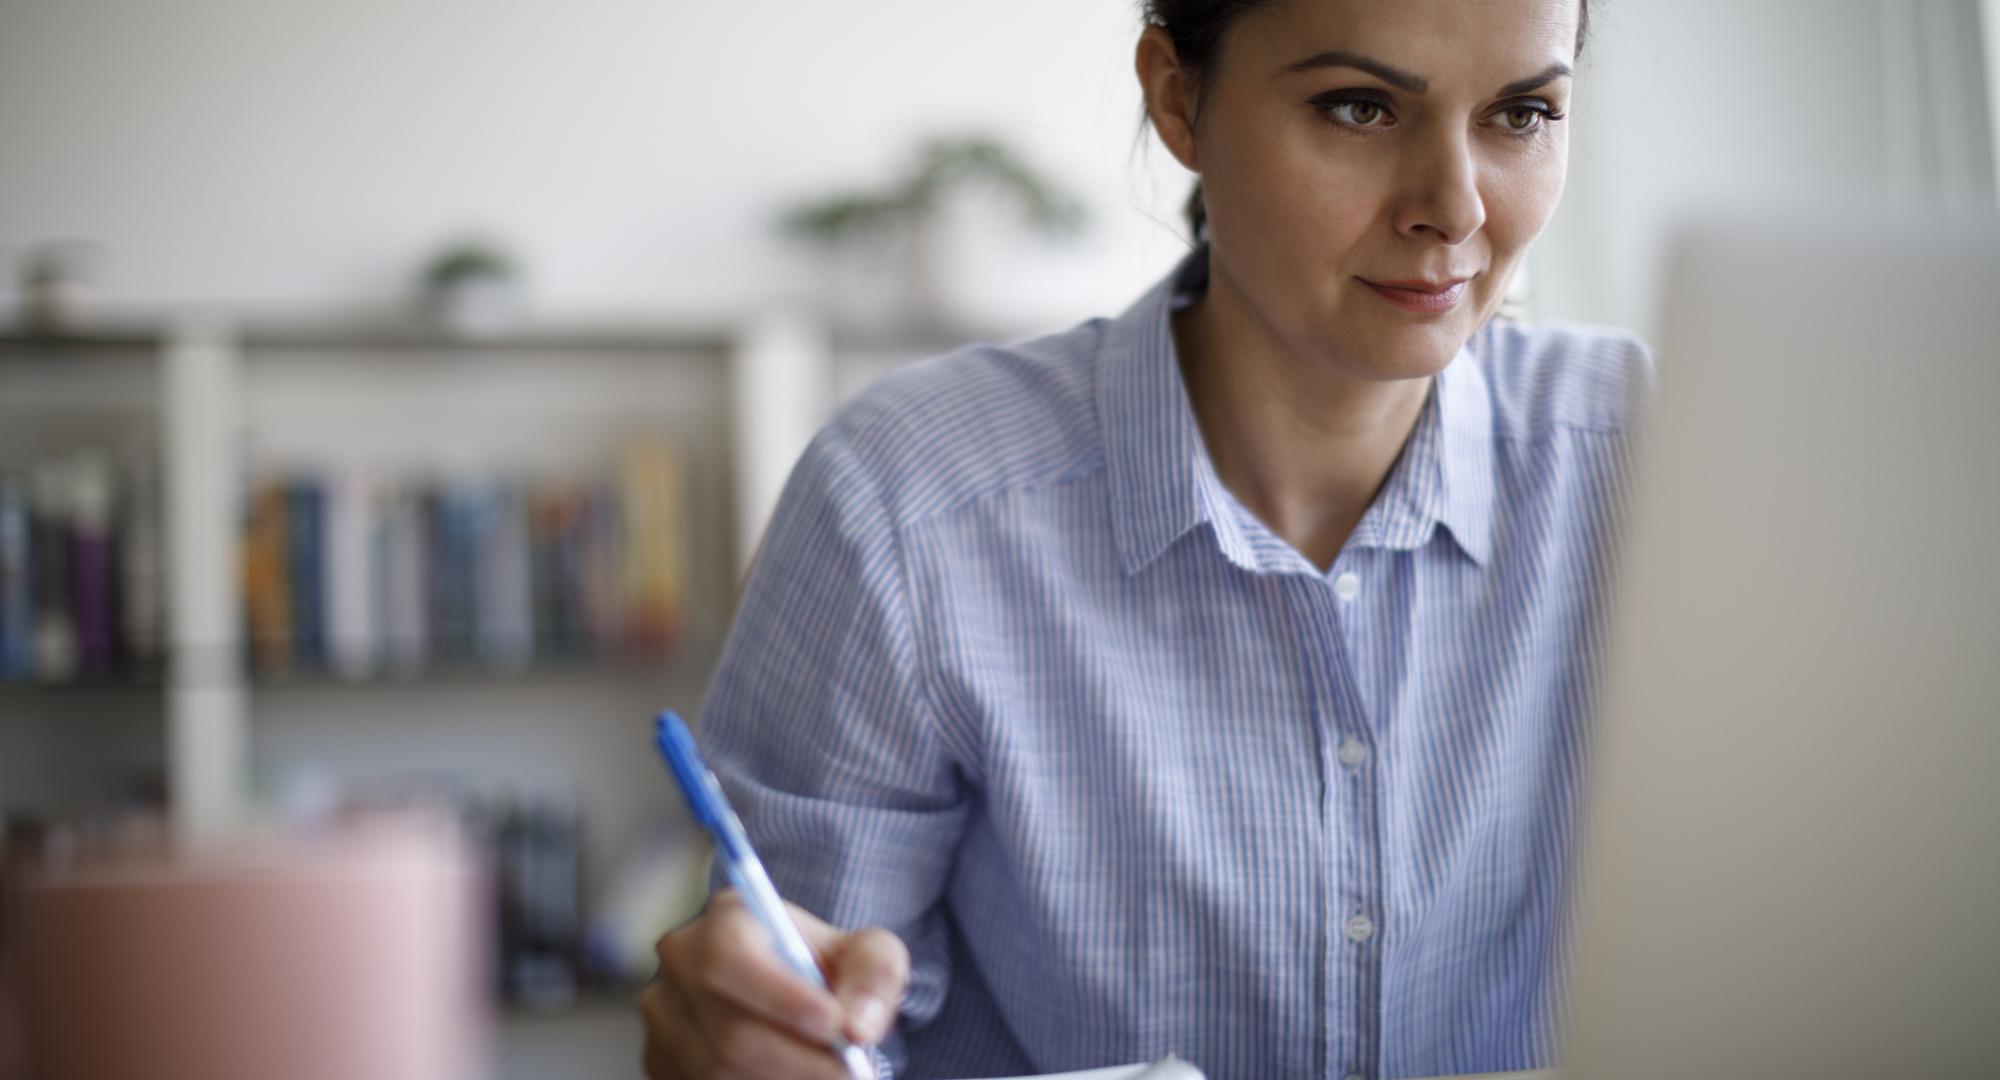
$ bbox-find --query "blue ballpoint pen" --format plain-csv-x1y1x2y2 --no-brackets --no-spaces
653,710,879,1080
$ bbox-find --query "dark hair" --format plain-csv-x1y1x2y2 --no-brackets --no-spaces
1146,0,1595,242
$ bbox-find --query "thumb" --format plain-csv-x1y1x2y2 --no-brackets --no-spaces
823,926,909,1044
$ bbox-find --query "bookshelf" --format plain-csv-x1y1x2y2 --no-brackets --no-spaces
0,337,168,827
0,311,836,1017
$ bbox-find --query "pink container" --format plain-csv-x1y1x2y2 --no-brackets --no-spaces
17,817,489,1080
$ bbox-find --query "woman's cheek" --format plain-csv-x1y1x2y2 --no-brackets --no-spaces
1485,154,1567,253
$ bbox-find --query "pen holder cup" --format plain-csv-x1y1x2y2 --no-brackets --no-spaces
15,815,489,1080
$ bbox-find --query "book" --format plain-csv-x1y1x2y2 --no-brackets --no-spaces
67,454,116,679
428,485,476,664
528,485,570,660
378,482,429,675
118,456,163,672
474,482,533,673
30,461,78,683
618,437,686,652
325,469,378,680
0,474,33,681
0,453,164,685
286,478,325,670
237,445,692,679
579,482,623,656
243,478,293,674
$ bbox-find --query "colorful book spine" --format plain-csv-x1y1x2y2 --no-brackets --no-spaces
0,452,166,685
67,455,117,679
475,483,533,673
380,483,429,676
0,475,34,682
285,479,325,671
239,441,690,679
30,462,77,683
619,438,687,653
325,469,378,680
430,486,477,664
243,479,293,675
119,458,163,672
528,486,566,660
580,483,623,656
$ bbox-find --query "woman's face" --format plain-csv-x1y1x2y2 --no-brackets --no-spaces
1159,0,1578,380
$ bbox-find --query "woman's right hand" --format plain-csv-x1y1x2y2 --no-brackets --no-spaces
639,890,908,1079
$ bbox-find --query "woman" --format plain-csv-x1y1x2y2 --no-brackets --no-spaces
642,0,1649,1077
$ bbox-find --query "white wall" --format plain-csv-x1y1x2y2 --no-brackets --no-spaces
0,0,1193,331
1536,0,1997,342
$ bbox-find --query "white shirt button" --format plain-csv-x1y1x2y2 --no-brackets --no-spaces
1344,913,1376,943
1333,571,1361,601
1337,737,1370,767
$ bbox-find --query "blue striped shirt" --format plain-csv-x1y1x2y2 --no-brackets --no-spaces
700,245,1651,1080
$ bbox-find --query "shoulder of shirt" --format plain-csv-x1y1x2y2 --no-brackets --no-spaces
809,316,1111,529
1475,317,1656,440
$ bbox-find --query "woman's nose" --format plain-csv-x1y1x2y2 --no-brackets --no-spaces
1393,132,1486,246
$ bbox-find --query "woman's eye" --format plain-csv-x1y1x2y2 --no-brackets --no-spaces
1491,102,1562,135
1334,101,1387,126
1317,97,1395,129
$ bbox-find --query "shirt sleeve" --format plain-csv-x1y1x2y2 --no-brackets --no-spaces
698,422,967,1067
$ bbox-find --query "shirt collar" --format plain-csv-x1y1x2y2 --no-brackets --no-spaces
1097,244,1495,576
1350,348,1496,567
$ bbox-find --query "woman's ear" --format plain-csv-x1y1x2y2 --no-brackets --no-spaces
1136,25,1201,174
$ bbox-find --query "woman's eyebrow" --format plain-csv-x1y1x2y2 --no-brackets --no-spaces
1281,49,1427,93
1495,62,1574,97
1280,52,1575,99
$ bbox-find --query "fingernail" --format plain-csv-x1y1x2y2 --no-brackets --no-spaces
847,993,893,1043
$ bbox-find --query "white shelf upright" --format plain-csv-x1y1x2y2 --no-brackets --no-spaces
728,309,830,576
162,316,248,837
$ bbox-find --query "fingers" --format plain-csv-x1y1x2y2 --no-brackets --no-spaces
638,977,705,1080
641,890,905,1079
641,974,854,1080
696,894,844,1042
824,926,910,1044
699,997,860,1080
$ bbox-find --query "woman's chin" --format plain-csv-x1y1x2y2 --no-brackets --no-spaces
1332,327,1471,382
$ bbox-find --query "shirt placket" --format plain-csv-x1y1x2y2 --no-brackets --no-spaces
1294,551,1387,1080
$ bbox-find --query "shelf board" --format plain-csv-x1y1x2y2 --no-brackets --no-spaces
0,676,165,698
0,323,736,356
0,319,1027,359
0,335,163,358
0,638,723,700
244,631,726,694
242,324,734,355
247,656,705,694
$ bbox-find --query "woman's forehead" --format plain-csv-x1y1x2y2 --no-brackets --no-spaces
1227,0,1580,85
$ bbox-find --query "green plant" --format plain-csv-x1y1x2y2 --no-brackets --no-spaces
423,240,515,288
781,134,1087,246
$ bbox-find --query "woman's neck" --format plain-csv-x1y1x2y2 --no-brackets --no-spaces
1172,260,1432,574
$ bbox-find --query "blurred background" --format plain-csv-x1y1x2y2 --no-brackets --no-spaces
0,1,1994,1077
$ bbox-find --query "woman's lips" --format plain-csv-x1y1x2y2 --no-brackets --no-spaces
1360,277,1470,314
